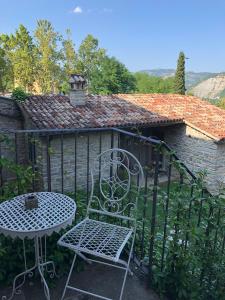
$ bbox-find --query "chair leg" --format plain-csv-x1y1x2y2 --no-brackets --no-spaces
119,239,135,300
76,251,92,264
61,253,77,300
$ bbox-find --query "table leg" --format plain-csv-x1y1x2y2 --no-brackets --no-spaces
35,236,51,300
2,237,56,300
2,239,36,300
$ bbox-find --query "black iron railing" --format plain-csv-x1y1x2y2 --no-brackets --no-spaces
0,127,224,299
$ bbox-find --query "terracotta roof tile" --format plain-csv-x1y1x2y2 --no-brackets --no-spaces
21,93,225,141
118,94,225,141
21,94,182,130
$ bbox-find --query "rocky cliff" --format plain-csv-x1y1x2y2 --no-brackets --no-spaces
191,74,225,99
140,69,217,89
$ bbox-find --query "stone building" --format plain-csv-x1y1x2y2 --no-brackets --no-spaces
1,75,225,193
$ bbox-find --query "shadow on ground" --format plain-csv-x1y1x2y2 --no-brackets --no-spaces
0,262,159,300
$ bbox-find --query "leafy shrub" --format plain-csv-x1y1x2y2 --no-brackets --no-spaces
136,178,225,300
11,87,29,102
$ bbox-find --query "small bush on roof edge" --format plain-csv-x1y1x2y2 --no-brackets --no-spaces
12,87,29,102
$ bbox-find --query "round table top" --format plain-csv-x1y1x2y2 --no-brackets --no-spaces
0,192,76,239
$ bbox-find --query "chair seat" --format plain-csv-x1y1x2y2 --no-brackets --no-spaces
58,218,133,262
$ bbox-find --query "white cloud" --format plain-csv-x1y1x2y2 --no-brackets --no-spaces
73,6,82,14
72,6,112,15
102,8,113,13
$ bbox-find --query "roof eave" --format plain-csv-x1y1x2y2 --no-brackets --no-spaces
184,121,221,142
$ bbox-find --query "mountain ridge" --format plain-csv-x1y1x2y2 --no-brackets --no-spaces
139,69,225,98
139,69,221,89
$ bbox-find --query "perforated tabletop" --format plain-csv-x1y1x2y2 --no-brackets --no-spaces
0,192,76,239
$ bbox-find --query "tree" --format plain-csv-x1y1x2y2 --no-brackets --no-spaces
0,47,13,93
0,25,37,92
135,72,175,93
62,29,77,76
76,34,106,86
35,20,62,93
90,56,136,94
174,51,185,95
61,29,77,93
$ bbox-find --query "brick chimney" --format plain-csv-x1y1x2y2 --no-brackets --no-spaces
69,74,87,106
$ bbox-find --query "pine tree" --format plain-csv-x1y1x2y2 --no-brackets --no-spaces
174,51,185,95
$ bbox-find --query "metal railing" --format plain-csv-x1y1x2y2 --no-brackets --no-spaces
0,127,224,298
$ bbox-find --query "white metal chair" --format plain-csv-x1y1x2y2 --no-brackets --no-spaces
58,148,144,300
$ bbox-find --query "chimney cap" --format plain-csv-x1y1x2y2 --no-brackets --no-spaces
69,74,86,84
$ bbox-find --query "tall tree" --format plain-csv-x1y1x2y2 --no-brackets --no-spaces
60,29,77,93
35,20,62,93
76,34,106,86
0,25,37,92
0,47,13,93
63,29,77,76
174,51,186,94
91,56,136,94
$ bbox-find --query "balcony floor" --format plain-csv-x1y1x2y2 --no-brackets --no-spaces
1,262,159,300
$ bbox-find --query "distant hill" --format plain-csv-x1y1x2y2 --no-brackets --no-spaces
141,69,176,78
191,74,225,99
140,69,219,90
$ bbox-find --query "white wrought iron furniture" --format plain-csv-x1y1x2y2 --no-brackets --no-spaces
0,192,76,300
58,148,144,300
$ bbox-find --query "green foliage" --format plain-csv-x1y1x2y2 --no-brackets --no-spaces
0,166,87,286
136,173,225,300
0,134,87,286
174,51,186,95
0,47,13,93
0,25,37,92
0,133,224,299
62,29,77,77
216,97,225,109
0,22,137,95
76,34,106,87
35,20,63,94
134,72,175,93
11,87,28,102
0,190,87,287
90,56,136,94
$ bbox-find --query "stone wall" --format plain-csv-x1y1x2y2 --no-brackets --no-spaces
0,97,28,184
215,143,225,191
0,96,23,130
164,124,218,193
37,131,119,193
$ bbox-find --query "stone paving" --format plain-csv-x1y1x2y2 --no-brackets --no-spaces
0,262,159,300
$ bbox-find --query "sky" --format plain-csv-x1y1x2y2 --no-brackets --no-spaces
0,0,225,73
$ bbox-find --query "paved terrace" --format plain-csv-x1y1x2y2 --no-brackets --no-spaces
1,263,159,300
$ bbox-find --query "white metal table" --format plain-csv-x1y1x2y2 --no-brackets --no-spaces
0,192,76,300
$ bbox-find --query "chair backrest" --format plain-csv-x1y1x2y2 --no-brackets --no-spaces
87,148,144,224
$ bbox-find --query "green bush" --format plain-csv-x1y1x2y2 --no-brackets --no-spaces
136,179,225,300
0,137,224,299
11,87,29,102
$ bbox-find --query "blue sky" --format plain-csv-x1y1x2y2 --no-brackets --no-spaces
0,0,224,73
